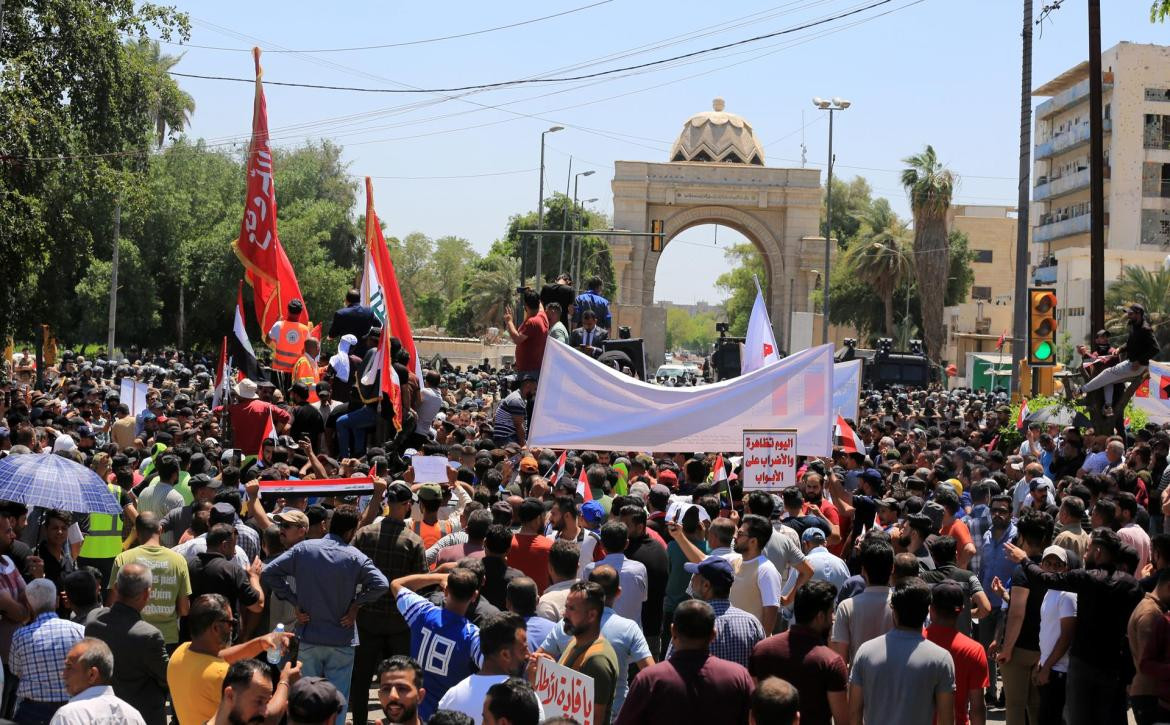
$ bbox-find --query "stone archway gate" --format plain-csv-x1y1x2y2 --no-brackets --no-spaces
608,159,828,366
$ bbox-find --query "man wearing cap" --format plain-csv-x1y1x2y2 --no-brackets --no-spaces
750,580,848,725
349,482,426,725
926,581,989,725
1036,545,1077,725
1082,303,1159,415
160,473,222,549
1005,528,1145,725
800,528,850,592
407,483,457,551
665,556,763,668
109,513,190,651
221,379,290,457
286,676,345,725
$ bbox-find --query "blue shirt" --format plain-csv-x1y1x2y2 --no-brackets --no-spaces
397,590,481,722
805,546,851,591
963,504,992,576
573,290,612,328
979,522,1018,607
664,599,765,669
524,614,555,654
539,606,652,719
10,612,85,702
261,534,389,647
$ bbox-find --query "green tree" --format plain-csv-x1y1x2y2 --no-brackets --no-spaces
822,176,874,247
445,254,520,336
665,307,719,351
74,238,162,342
901,145,956,362
715,243,766,336
386,232,437,316
505,194,614,292
842,199,913,336
1154,1,1170,21
433,236,479,303
1105,265,1170,355
0,0,189,342
126,38,196,148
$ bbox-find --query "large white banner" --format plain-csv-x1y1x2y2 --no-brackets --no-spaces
1133,360,1170,423
529,341,834,456
833,359,862,421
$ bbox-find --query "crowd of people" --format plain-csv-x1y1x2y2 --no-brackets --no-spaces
0,282,1167,725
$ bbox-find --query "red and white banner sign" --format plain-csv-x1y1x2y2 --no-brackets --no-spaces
534,656,595,724
257,476,376,498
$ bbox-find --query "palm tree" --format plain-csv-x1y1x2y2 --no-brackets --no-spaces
901,145,956,362
1105,265,1170,353
462,256,521,331
844,199,914,337
127,39,196,147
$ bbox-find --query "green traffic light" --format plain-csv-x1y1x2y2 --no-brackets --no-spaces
1034,341,1054,360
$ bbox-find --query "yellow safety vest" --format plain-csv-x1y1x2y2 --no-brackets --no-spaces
272,321,310,373
79,484,124,559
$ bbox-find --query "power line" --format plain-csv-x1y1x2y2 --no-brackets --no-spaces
159,1,614,53
168,0,901,94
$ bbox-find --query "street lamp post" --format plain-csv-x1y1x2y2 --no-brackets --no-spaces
534,125,564,288
574,197,598,286
563,169,594,276
813,97,850,344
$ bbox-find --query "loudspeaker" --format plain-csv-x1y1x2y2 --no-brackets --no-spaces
600,338,647,381
711,340,743,381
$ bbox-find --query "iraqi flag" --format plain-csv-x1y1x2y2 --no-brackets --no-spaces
232,48,307,335
212,336,231,408
231,281,262,382
712,453,733,504
258,409,277,457
577,464,594,502
741,276,780,375
1016,399,1030,430
547,450,568,485
835,415,866,455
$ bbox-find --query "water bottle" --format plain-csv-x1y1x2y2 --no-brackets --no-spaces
266,623,285,665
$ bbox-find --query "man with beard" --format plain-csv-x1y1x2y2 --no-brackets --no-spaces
375,656,425,725
491,375,537,448
438,613,545,723
532,580,618,725
209,659,272,725
167,594,293,725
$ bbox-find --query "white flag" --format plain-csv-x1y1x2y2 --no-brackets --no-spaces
741,277,779,374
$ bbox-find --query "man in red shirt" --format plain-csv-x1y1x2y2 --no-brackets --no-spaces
219,379,290,455
509,498,552,591
801,471,842,553
926,581,988,725
504,289,548,377
936,488,976,569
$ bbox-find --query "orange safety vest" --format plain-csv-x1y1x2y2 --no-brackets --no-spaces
292,355,319,402
271,321,310,373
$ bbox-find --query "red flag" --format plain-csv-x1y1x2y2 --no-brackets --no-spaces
577,465,594,502
995,329,1008,351
365,177,421,381
233,47,307,336
548,450,568,485
258,409,277,457
712,453,733,506
364,178,403,430
1016,399,1030,430
834,415,867,455
310,323,322,342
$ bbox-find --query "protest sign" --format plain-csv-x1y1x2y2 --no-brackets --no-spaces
257,477,375,498
411,455,449,483
742,430,798,490
534,656,595,724
120,378,150,417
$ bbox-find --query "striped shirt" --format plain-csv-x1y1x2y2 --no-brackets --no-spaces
10,612,84,702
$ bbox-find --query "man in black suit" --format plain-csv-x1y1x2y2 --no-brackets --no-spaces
84,562,169,725
328,289,377,358
568,308,609,359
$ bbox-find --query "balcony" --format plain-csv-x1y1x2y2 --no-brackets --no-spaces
1038,210,1109,242
1036,73,1114,120
1035,118,1111,159
1035,167,1090,200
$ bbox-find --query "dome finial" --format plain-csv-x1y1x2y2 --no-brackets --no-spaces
712,97,725,112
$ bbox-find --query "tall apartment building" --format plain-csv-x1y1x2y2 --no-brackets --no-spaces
1031,42,1170,346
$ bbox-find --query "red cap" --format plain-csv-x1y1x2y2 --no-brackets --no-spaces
657,469,678,490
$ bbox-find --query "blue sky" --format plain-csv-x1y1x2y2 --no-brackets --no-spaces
164,0,1169,304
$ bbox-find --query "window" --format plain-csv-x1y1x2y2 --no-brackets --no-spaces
1145,114,1170,149
1142,209,1170,245
1143,162,1170,198
973,249,993,263
1146,88,1170,102
972,286,992,301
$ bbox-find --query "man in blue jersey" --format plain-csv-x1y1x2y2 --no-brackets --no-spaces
391,569,483,722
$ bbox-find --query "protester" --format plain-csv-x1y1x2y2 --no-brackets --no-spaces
926,581,989,725
9,579,84,724
50,638,146,725
668,556,764,668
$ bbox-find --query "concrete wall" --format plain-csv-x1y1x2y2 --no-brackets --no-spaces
414,337,516,369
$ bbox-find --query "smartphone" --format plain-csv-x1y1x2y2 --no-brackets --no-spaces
286,634,300,665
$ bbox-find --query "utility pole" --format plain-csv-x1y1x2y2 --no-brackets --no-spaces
559,157,572,274
1011,0,1033,398
1088,0,1106,334
106,198,121,356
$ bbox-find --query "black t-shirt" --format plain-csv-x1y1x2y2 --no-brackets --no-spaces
481,556,524,610
290,404,325,446
540,283,577,314
188,551,260,619
1009,555,1048,652
9,540,32,581
625,534,669,634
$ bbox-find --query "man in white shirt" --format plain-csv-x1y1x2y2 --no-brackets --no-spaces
52,637,145,725
437,612,543,724
415,372,443,441
800,528,850,591
582,521,648,626
1036,545,1076,725
728,514,785,634
536,539,580,622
